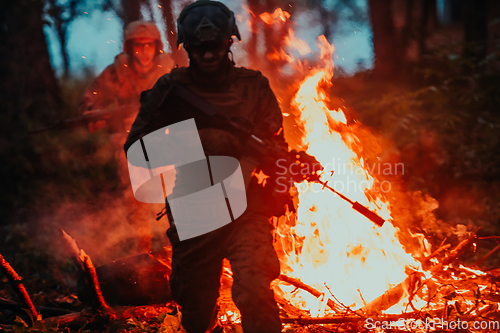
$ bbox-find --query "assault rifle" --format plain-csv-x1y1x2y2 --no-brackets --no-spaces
157,83,385,227
30,105,138,134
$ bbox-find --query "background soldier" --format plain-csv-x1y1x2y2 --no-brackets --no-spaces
79,20,174,132
79,21,174,253
125,1,285,332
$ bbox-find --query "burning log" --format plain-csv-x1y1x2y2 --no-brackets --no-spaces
59,228,113,315
0,252,38,320
278,274,343,312
359,275,414,315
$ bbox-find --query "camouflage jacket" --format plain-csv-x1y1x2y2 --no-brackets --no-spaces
79,52,174,127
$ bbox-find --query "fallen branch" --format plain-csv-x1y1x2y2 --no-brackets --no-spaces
280,308,445,325
59,228,114,315
278,274,342,312
0,252,38,320
0,297,73,318
41,310,91,328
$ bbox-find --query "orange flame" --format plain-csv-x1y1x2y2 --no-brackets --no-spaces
259,8,290,25
273,36,427,315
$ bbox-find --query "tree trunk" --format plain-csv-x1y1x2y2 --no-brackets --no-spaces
159,0,188,66
0,0,61,118
120,0,142,28
463,0,488,61
418,0,435,57
368,0,400,79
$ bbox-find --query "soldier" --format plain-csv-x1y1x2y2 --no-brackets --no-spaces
80,20,174,132
125,1,285,332
79,21,174,254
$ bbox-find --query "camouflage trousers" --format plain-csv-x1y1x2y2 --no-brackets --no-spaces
167,211,282,333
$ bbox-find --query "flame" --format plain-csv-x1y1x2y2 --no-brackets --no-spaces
284,28,312,56
272,35,426,314
259,8,290,24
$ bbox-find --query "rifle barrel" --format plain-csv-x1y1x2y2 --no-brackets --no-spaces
316,180,385,227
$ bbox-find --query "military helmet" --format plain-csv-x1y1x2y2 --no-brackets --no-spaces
177,0,241,47
124,20,163,50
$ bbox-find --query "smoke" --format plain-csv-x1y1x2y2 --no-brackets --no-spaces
38,192,168,267
5,126,170,273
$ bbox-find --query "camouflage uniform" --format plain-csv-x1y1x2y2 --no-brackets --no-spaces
80,21,174,254
124,63,284,332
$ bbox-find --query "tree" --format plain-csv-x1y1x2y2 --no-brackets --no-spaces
158,0,188,66
368,0,399,79
46,0,80,78
119,0,144,28
368,0,439,80
0,0,62,219
463,0,488,61
0,0,61,118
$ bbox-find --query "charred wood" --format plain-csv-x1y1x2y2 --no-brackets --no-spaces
59,228,114,315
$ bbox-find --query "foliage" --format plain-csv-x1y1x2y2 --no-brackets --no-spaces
334,45,500,267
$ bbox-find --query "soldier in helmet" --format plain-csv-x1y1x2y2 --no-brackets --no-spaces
80,20,174,131
125,1,284,332
78,21,174,254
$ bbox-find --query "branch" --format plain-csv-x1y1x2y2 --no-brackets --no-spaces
430,229,480,275
278,274,342,312
473,243,500,267
281,308,445,324
0,297,73,317
59,228,114,315
0,252,38,320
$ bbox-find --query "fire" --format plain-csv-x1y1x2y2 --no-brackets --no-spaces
284,28,312,57
259,8,290,24
273,36,424,314
216,6,500,329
